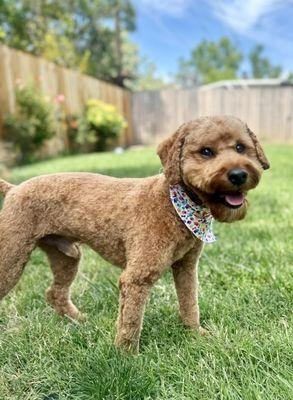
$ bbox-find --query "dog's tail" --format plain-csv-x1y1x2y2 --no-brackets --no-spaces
0,179,14,197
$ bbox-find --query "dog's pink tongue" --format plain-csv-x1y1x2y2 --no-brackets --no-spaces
224,193,245,206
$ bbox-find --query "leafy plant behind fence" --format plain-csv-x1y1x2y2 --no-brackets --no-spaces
67,99,127,152
4,83,55,164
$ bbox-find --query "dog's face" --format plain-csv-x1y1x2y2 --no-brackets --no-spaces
157,116,269,222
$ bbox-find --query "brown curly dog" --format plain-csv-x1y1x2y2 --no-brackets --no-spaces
0,116,269,352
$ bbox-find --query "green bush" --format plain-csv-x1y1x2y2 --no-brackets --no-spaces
65,114,80,154
4,84,55,164
66,113,92,154
74,99,127,152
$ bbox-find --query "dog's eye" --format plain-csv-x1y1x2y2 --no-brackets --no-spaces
236,143,245,153
200,147,214,158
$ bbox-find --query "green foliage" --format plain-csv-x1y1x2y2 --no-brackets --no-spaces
83,99,127,151
249,45,282,78
4,84,55,164
2,144,293,399
126,57,167,91
0,0,166,89
0,1,70,58
65,114,82,154
67,99,127,152
176,58,200,87
0,0,138,86
39,30,82,69
177,37,243,86
66,0,137,86
0,26,5,39
176,38,284,86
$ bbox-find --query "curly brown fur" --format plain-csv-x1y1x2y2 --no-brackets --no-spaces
158,116,269,222
0,116,269,353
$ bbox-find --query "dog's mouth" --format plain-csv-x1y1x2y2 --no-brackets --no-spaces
213,191,246,209
185,184,249,221
187,186,247,210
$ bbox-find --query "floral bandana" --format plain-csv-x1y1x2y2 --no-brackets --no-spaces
170,184,216,243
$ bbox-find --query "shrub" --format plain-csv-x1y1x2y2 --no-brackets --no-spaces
62,114,91,154
77,99,127,152
4,83,55,164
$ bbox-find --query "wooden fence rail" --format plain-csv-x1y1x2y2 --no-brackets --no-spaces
0,44,133,154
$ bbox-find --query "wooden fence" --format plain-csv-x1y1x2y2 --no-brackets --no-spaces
0,44,133,154
132,85,293,144
1,44,293,153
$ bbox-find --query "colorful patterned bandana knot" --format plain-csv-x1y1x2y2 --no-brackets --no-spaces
170,184,216,244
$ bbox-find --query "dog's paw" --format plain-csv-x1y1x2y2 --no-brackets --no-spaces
198,326,209,336
65,310,87,323
62,301,87,323
114,336,139,355
187,324,209,336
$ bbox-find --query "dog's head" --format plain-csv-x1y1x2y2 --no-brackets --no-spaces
157,116,269,222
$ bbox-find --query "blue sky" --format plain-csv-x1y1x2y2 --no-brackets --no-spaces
131,0,293,79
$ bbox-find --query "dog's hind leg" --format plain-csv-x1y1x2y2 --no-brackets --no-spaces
0,216,36,301
39,238,85,322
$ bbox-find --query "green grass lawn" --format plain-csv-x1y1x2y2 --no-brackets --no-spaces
1,145,292,399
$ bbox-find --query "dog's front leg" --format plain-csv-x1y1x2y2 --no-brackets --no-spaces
172,243,207,334
115,274,151,353
115,251,169,353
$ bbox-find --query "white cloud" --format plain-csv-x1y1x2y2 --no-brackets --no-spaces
208,0,285,33
206,0,293,70
141,0,192,17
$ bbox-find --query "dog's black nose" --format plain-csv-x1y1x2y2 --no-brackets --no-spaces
228,168,248,186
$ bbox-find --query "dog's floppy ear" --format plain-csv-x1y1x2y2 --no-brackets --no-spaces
247,126,270,170
157,123,188,185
